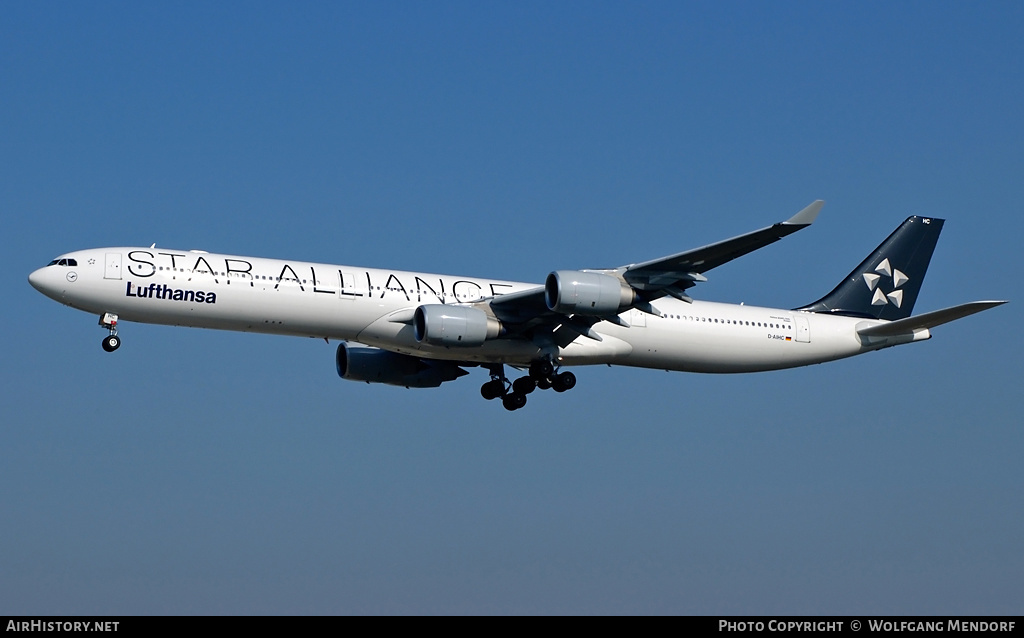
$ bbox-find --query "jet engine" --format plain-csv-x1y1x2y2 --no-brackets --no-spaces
544,271,635,315
336,344,467,388
413,305,502,347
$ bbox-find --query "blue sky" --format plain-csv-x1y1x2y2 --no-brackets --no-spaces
2,2,1021,614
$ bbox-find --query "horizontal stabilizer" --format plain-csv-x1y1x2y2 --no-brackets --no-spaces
856,301,1007,337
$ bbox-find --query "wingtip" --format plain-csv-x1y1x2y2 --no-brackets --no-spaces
785,200,825,226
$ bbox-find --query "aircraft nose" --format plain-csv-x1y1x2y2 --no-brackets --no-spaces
28,266,62,300
28,267,46,292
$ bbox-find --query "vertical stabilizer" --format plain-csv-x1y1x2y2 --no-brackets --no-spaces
797,216,944,320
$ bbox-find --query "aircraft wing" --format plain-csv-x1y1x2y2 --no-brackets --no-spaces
486,284,547,321
620,200,823,294
487,201,823,328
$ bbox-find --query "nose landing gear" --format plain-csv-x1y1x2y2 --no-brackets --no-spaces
99,313,120,352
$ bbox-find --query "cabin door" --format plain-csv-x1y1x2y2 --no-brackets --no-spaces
339,272,367,299
794,314,811,343
104,253,122,280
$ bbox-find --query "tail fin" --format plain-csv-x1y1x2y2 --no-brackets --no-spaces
797,216,944,320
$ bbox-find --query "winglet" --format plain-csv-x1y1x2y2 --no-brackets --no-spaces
785,200,824,226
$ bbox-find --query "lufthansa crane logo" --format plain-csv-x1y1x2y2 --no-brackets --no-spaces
863,258,907,307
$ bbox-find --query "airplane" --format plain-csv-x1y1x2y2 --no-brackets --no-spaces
28,201,1005,411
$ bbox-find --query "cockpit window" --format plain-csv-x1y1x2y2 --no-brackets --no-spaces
47,259,59,266
46,258,78,267
67,259,77,266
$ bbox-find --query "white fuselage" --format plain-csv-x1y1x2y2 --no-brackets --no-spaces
29,247,921,373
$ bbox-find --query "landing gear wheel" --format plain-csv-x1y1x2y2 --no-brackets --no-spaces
512,376,536,395
530,360,555,380
481,379,505,400
536,377,553,390
502,392,527,411
102,335,121,352
552,371,576,393
98,313,120,352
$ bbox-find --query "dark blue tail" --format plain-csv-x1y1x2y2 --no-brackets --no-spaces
796,216,944,320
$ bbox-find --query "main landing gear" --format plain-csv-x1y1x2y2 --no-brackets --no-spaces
480,360,577,411
99,313,120,352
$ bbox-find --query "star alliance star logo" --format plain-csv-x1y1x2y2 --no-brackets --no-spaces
863,258,908,307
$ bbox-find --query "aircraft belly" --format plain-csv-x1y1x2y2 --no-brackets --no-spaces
558,333,633,365
74,275,378,340
608,311,866,373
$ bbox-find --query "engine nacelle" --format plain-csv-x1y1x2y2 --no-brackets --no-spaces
336,344,467,388
413,304,501,347
545,271,635,315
